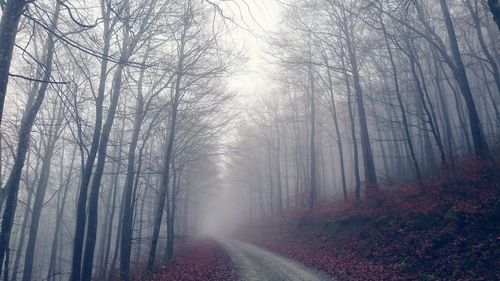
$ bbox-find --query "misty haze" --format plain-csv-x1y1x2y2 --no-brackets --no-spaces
0,0,498,280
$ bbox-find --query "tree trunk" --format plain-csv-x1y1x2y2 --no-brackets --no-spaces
340,46,361,199
120,47,148,281
109,173,127,276
70,4,112,279
47,145,75,281
274,116,283,214
308,46,317,209
22,102,64,281
430,55,455,165
283,139,290,209
342,20,377,191
0,0,27,125
266,142,274,215
465,0,500,96
98,132,123,280
146,14,188,272
0,2,60,272
439,0,492,159
413,43,447,166
487,0,500,30
379,18,424,189
80,25,130,281
324,55,347,200
165,163,182,261
11,182,33,281
2,248,8,281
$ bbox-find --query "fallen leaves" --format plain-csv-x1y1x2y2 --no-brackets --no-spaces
144,240,236,281
235,156,500,281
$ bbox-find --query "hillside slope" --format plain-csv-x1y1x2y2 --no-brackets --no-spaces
237,158,500,281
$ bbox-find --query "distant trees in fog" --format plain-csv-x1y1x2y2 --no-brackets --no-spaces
228,0,499,220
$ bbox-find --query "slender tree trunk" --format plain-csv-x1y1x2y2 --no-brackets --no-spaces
439,0,492,159
414,44,447,166
405,41,444,167
165,164,182,261
342,20,377,190
283,139,290,209
135,179,148,262
182,189,189,236
120,46,148,281
324,56,347,200
96,173,113,279
465,0,500,96
380,18,424,189
266,142,274,215
486,0,500,30
70,4,112,279
109,174,127,277
146,14,188,272
0,2,60,271
308,47,317,208
340,47,361,199
47,145,75,281
431,55,455,165
0,0,28,125
22,103,64,281
441,64,473,152
11,183,33,281
274,118,283,215
2,249,8,281
98,136,123,280
80,9,134,277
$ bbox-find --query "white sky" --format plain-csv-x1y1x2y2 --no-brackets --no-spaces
221,0,283,102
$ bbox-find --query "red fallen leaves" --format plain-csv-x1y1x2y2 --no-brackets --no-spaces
236,156,500,281
242,234,406,281
144,240,236,281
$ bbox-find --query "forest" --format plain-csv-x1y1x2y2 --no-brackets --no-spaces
0,0,498,280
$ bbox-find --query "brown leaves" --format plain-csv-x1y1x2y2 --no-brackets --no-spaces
144,240,236,281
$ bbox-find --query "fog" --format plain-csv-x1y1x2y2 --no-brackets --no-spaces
0,0,498,280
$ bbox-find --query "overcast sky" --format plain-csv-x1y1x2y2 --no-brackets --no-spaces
222,0,283,102
199,0,285,235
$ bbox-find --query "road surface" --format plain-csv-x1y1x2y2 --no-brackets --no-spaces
219,239,334,281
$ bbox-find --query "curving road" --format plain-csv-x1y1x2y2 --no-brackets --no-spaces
219,239,334,281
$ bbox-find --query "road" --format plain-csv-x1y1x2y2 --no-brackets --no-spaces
219,239,334,281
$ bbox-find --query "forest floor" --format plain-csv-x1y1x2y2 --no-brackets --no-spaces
141,240,236,281
235,157,500,281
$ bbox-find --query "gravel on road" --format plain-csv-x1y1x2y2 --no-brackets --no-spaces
219,239,334,281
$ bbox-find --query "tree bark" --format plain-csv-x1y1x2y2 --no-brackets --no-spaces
47,146,74,281
70,3,112,279
487,0,500,30
120,47,148,281
438,0,492,159
379,17,424,189
340,46,361,199
307,40,317,208
342,18,377,190
10,180,33,281
80,39,129,281
323,55,347,200
0,2,60,272
274,112,283,214
0,0,27,125
22,101,64,281
146,12,188,272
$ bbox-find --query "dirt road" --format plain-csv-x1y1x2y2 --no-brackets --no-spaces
219,239,334,281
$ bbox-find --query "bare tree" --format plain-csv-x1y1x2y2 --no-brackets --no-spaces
0,2,61,273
